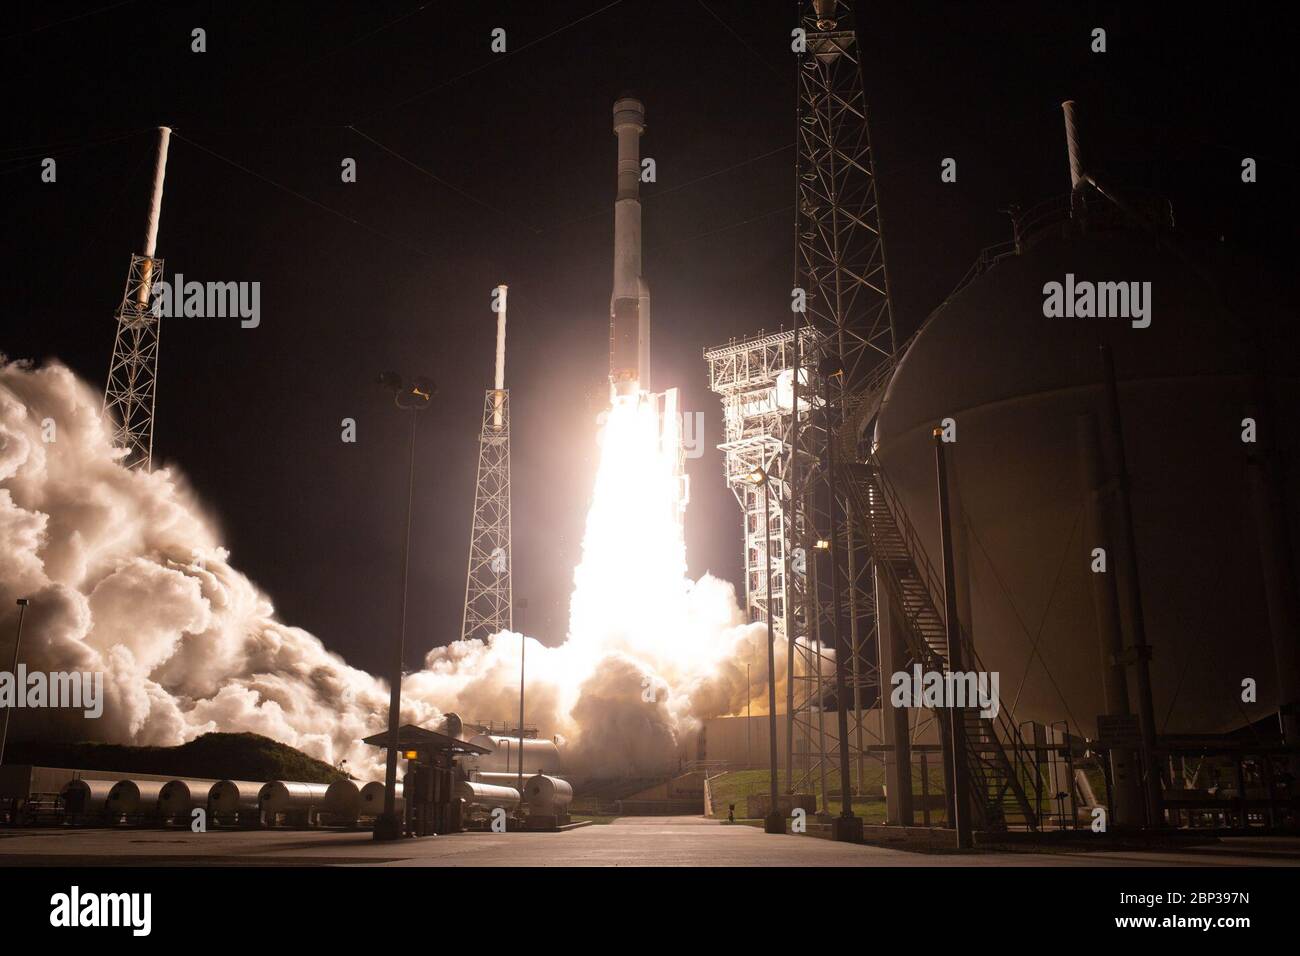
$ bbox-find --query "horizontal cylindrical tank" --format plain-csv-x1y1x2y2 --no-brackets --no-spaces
106,779,167,816
323,780,361,822
208,780,264,816
359,781,403,815
259,781,329,813
60,779,115,817
464,735,561,776
157,779,217,817
523,774,573,812
453,781,520,810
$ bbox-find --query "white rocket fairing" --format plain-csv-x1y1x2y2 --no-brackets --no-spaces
610,96,649,401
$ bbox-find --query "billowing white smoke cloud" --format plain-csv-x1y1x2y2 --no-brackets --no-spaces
0,359,779,780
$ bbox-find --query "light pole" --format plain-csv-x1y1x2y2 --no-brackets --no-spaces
374,372,435,842
0,599,30,767
819,356,862,842
747,465,785,834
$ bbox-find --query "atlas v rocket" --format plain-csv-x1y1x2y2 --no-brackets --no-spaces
609,96,650,402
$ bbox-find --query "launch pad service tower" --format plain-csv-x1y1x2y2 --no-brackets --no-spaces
609,96,650,404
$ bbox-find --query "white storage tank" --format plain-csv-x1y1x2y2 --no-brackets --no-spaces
259,781,329,814
454,781,521,810
523,774,573,813
106,779,166,818
359,781,403,816
60,779,115,819
322,780,361,824
158,779,217,818
208,780,263,820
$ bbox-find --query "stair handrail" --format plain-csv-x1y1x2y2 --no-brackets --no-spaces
849,455,1041,824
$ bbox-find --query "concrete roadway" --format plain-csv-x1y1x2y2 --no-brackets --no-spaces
1,816,1296,867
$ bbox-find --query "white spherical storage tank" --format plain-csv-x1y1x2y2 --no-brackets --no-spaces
871,228,1299,738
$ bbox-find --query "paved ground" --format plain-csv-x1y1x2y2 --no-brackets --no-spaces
1,817,1296,866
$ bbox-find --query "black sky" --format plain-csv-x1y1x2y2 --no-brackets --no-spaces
4,1,1294,677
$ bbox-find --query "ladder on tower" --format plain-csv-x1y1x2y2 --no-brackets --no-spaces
841,456,1040,831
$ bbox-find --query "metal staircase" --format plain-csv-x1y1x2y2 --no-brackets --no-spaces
841,457,1040,830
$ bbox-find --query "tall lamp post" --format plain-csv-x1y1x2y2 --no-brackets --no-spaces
374,372,435,842
746,465,785,834
0,599,31,767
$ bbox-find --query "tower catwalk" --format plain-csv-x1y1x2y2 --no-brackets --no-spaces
461,284,514,642
103,126,171,471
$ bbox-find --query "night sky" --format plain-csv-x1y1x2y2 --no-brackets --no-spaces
5,1,1294,678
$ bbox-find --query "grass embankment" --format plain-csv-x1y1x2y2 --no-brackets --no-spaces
7,732,347,783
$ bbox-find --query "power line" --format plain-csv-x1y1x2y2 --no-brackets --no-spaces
348,126,542,234
171,131,439,261
356,0,624,122
0,0,142,42
695,0,786,78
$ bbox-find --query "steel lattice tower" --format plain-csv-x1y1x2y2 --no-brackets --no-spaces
103,127,172,471
461,285,514,642
785,0,899,803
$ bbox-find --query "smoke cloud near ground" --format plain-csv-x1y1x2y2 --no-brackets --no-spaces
0,359,781,779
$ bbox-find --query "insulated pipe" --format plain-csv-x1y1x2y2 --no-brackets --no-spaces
1099,345,1162,827
1076,413,1144,827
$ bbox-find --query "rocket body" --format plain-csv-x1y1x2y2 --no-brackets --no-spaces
610,97,649,401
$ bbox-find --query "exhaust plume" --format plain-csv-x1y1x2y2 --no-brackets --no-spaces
0,358,780,778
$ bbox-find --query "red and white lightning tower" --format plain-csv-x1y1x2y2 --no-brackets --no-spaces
103,126,171,471
461,285,514,642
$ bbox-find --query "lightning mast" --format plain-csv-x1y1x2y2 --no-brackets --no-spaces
103,126,171,471
461,284,514,642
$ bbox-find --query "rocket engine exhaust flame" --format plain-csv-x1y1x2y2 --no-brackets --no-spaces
0,358,782,779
